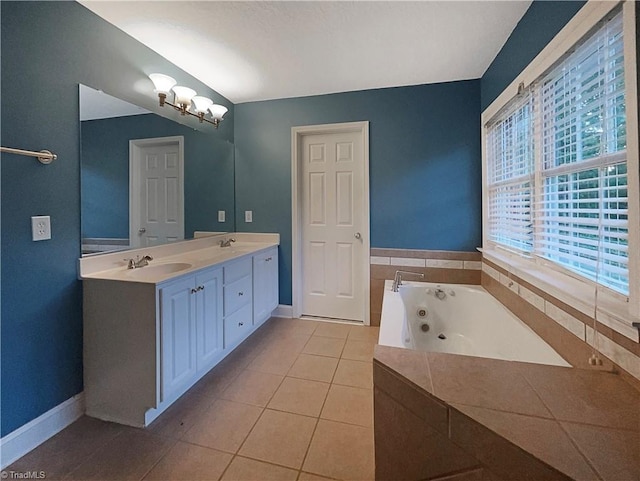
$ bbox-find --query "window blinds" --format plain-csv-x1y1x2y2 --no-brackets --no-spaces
487,92,534,253
486,9,629,294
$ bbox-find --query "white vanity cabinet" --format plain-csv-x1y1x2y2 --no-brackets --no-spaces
223,257,254,348
82,243,279,429
253,247,279,326
159,266,223,402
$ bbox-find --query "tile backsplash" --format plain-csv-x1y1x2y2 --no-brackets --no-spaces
369,248,481,326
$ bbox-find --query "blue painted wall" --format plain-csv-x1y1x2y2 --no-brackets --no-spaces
1,1,232,437
234,81,482,305
481,0,586,111
81,114,234,239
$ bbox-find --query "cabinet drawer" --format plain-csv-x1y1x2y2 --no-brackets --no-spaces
224,303,252,348
224,257,252,284
224,275,252,316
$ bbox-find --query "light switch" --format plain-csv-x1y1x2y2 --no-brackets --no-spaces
218,210,226,222
245,210,253,223
32,215,51,241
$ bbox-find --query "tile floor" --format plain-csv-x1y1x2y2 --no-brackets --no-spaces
7,318,379,481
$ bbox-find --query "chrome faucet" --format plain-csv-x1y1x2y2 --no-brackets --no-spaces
392,270,425,292
220,237,236,248
434,288,446,300
125,254,153,269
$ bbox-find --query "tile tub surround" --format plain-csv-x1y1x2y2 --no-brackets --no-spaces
373,345,640,481
7,318,378,481
370,249,481,326
481,258,640,384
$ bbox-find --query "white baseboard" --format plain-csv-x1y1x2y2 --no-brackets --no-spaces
272,304,293,318
0,392,85,469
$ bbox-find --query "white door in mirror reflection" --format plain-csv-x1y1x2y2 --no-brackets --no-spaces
130,136,184,248
301,131,365,322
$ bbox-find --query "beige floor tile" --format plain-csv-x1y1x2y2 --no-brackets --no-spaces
142,441,232,481
313,322,352,339
271,318,319,337
239,409,316,469
302,336,346,358
216,344,259,372
288,354,339,383
321,384,373,427
264,334,313,354
221,456,299,481
268,377,330,417
147,391,216,439
341,339,375,362
303,420,374,481
6,416,122,480
246,347,299,375
333,359,373,389
348,325,380,343
220,369,284,407
191,368,238,399
182,399,263,453
66,428,174,481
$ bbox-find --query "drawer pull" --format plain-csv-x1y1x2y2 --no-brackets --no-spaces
190,288,198,294
266,257,272,262
238,291,244,296
198,285,204,291
239,322,244,326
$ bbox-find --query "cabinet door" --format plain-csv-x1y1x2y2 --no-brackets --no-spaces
160,277,197,402
253,248,278,326
195,267,223,372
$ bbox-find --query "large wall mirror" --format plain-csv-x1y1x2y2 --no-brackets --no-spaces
80,84,235,255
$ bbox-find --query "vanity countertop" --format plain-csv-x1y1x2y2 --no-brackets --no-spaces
79,233,279,285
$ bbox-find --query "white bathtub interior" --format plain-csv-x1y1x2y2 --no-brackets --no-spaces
379,280,571,367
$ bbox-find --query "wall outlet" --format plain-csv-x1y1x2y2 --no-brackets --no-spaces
31,215,51,241
245,210,253,223
218,210,226,222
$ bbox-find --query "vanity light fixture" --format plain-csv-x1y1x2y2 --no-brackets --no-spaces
148,73,228,129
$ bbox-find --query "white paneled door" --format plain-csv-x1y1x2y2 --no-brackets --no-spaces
130,137,184,248
298,125,368,322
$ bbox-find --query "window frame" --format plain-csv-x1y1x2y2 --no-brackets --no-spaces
481,0,639,338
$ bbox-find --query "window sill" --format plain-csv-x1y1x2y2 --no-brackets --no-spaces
480,248,639,341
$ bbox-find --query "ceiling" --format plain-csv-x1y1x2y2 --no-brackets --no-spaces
79,1,532,104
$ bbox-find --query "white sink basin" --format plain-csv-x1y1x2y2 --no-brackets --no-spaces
126,262,193,280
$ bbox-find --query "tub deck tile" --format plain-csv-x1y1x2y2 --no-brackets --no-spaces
426,352,553,418
518,361,640,432
450,403,599,481
374,345,640,481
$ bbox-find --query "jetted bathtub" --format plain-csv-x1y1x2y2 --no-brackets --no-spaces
379,280,570,367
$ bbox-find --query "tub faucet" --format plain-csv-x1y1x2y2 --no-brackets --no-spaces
392,270,425,292
220,237,236,248
125,254,153,269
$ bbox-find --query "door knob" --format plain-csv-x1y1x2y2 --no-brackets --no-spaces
355,232,362,240
138,227,146,234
